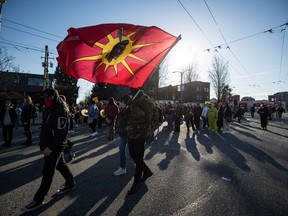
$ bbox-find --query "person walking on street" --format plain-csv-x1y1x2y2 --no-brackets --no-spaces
174,102,182,132
193,103,202,130
15,103,22,129
201,103,209,129
104,97,119,141
0,99,17,147
113,95,131,176
184,105,195,132
87,99,99,137
276,105,285,120
21,96,34,146
126,89,153,195
223,103,232,133
165,102,174,132
207,103,218,133
217,103,224,132
68,98,76,133
22,88,75,213
258,104,269,130
250,105,256,118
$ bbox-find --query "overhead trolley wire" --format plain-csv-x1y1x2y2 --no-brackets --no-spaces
177,0,214,48
203,0,259,87
178,0,253,86
213,22,288,48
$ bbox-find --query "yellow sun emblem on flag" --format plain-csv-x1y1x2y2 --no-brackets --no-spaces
71,30,156,76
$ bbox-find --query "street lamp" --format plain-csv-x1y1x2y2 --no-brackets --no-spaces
173,71,184,105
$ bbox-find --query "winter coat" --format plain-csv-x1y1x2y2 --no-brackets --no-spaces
39,89,70,152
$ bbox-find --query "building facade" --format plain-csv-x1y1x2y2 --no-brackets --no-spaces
0,71,54,104
273,91,288,109
158,81,210,104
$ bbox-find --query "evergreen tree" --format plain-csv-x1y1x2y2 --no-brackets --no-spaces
54,65,79,102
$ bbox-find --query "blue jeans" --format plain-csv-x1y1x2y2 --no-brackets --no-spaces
119,136,128,168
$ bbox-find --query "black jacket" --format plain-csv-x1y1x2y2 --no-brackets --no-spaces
21,104,34,122
39,89,70,151
0,106,17,125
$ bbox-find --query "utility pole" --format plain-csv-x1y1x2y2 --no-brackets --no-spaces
0,0,8,31
41,45,53,90
173,70,185,105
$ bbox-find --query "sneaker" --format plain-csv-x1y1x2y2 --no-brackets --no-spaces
127,182,141,195
142,170,153,181
56,184,76,194
22,200,44,213
113,168,127,176
68,130,75,134
91,131,98,137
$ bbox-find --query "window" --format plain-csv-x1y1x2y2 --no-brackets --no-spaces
28,78,43,87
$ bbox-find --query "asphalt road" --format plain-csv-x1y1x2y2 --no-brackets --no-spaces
0,113,287,216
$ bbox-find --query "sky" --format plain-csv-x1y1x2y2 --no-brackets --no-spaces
1,0,287,101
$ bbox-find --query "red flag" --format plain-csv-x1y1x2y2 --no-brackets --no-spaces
57,23,180,88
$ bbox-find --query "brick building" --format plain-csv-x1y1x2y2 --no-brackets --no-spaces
158,81,210,104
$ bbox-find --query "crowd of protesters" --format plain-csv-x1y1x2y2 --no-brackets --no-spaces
0,90,287,213
1,95,287,150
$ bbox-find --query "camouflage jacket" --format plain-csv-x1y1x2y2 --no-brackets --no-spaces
126,91,153,139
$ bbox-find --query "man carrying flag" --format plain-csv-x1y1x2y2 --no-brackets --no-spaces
56,23,180,195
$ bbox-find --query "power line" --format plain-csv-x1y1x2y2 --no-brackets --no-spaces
2,18,63,39
2,25,60,43
203,0,228,45
0,41,42,52
0,38,57,55
0,36,42,66
0,37,43,52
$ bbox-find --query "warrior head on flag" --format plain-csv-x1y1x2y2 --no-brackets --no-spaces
57,23,181,88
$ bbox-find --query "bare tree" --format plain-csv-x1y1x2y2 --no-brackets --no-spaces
0,46,16,71
209,56,230,103
182,63,199,83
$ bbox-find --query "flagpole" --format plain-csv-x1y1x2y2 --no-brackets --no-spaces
131,89,142,101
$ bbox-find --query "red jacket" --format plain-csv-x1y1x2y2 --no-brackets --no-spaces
104,103,119,120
